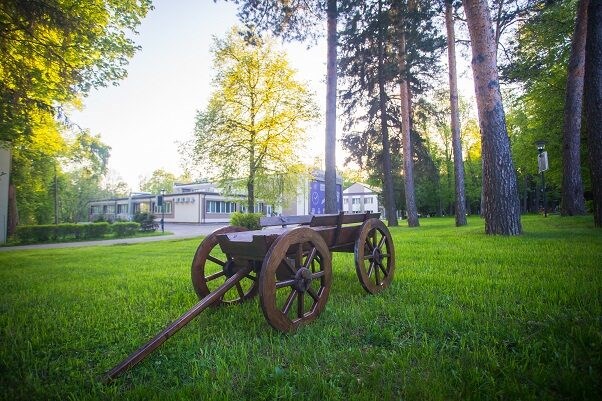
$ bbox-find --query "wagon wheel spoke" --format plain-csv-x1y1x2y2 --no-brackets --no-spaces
297,292,305,318
245,273,256,281
296,243,304,268
377,234,386,250
282,289,298,315
235,282,245,299
303,247,318,270
367,261,375,278
206,254,226,267
374,259,381,285
307,287,319,302
276,279,296,289
285,258,298,274
311,270,325,279
205,270,225,281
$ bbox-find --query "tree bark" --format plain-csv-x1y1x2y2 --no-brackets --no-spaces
324,0,338,214
584,0,602,227
399,22,419,227
378,0,398,227
463,0,522,235
7,183,18,236
445,1,468,226
561,0,589,216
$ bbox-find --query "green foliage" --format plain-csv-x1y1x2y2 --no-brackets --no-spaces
503,0,583,207
186,27,319,211
0,216,600,400
13,222,111,243
230,212,262,230
139,169,178,194
0,0,153,143
111,222,141,237
133,212,158,232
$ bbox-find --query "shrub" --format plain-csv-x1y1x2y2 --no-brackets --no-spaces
55,224,77,240
15,225,53,243
133,212,158,232
83,222,110,239
112,222,140,237
230,212,262,230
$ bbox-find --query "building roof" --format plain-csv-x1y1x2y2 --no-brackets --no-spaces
343,182,380,195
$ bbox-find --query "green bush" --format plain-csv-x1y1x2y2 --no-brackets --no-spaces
230,212,262,230
14,225,53,243
133,212,158,232
13,222,111,243
82,222,110,239
55,224,77,240
111,222,140,237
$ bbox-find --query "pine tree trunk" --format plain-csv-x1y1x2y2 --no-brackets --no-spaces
584,0,602,227
378,0,398,227
445,1,468,226
324,0,338,214
399,27,419,227
562,0,589,216
463,0,522,235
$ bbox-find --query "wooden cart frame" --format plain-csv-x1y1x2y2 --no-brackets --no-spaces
104,212,394,381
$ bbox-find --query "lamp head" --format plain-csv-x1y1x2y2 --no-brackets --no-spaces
534,140,547,151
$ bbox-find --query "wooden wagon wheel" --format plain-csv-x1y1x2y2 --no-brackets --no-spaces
354,218,395,294
191,226,259,306
259,227,332,332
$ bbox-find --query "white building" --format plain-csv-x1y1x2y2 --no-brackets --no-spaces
342,183,380,214
87,172,349,224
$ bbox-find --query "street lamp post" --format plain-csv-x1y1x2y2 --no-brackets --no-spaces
160,188,166,233
534,140,548,217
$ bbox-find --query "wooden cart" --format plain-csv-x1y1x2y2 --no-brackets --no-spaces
104,212,394,381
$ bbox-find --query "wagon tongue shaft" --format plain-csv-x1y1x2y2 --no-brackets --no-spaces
103,266,252,382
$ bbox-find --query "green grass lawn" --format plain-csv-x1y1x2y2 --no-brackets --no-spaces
1,215,600,401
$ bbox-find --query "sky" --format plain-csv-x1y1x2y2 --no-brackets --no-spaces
71,0,475,192
71,0,328,191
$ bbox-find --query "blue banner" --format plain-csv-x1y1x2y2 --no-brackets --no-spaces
309,180,342,214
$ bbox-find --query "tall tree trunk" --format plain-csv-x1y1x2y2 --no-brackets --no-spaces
399,22,419,227
324,0,338,214
7,183,18,236
378,0,398,227
463,0,522,235
445,1,468,226
248,138,255,213
561,0,589,216
584,0,602,227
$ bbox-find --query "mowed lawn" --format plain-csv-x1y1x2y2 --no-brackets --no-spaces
0,215,600,401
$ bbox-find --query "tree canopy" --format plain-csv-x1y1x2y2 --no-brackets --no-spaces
189,27,319,212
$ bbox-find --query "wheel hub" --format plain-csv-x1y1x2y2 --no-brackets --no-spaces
372,247,382,263
293,267,313,292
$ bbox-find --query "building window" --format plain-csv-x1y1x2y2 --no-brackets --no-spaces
90,205,101,214
117,204,129,214
352,197,360,205
153,201,172,214
364,197,373,204
343,198,348,204
206,200,237,214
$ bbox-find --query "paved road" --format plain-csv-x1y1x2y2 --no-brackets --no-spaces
0,223,228,252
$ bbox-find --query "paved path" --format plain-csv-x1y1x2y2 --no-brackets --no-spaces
0,223,227,252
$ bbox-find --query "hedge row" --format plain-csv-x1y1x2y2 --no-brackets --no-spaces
14,222,141,243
